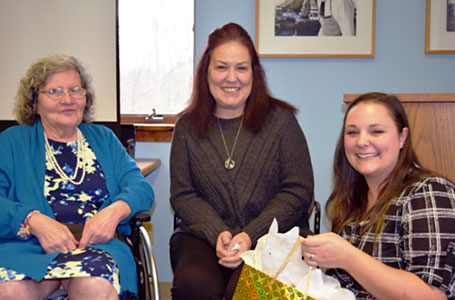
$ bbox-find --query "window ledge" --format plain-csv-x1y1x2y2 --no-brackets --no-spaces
121,114,176,142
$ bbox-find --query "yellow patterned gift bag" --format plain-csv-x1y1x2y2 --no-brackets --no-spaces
232,263,315,300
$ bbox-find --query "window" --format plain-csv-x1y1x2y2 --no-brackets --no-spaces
118,0,194,132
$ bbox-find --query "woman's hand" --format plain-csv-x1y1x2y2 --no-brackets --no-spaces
28,212,79,254
302,233,448,300
216,231,233,259
79,200,131,248
300,232,355,269
217,231,251,269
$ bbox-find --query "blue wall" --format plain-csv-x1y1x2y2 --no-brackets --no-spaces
137,0,455,282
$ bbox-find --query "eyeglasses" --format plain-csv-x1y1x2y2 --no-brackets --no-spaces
39,87,86,100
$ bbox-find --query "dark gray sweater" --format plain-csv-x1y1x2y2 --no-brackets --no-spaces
170,106,314,247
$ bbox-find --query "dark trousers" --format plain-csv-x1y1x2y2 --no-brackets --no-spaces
170,232,243,300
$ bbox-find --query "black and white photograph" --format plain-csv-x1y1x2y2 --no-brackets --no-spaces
448,0,455,32
275,0,357,37
256,0,375,57
426,0,455,53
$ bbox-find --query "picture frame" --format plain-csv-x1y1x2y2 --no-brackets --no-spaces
255,0,376,58
425,0,455,54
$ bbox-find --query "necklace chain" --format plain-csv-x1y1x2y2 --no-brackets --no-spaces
44,128,86,185
217,117,243,170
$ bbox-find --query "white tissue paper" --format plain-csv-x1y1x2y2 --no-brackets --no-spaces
240,219,355,300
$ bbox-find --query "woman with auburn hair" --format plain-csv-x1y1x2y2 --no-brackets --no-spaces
170,22,314,299
301,92,455,299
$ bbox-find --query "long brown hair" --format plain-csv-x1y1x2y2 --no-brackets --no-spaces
327,92,434,241
184,22,295,138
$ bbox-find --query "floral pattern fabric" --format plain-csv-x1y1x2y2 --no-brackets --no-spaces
45,137,109,224
0,136,120,294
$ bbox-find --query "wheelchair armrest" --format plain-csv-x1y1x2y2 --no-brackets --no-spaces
118,211,151,245
129,210,151,228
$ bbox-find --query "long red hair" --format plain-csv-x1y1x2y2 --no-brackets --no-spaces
184,22,295,138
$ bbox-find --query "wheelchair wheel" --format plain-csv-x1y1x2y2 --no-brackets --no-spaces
138,226,160,300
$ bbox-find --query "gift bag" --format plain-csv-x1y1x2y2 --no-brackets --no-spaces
233,263,315,300
233,219,355,300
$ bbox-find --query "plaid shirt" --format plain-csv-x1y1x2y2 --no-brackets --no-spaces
327,176,455,299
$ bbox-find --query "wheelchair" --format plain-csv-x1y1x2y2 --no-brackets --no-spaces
119,210,160,300
46,210,160,300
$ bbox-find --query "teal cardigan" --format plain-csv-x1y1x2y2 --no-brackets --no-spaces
0,119,155,295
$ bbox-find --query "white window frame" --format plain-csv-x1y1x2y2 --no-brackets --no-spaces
118,0,194,122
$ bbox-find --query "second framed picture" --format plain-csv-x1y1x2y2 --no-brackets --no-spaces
256,0,376,57
425,0,455,54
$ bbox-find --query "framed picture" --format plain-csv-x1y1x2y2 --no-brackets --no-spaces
255,0,376,57
425,0,455,54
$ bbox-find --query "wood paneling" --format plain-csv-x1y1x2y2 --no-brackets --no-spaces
344,93,455,183
135,125,174,142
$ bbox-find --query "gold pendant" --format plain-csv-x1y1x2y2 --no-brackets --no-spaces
225,158,235,170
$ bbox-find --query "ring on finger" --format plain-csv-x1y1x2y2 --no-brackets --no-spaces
309,253,315,261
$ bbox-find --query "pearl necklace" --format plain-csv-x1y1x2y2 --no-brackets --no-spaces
44,128,86,185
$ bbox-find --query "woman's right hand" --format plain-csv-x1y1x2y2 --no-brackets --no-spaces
28,212,79,254
216,231,233,260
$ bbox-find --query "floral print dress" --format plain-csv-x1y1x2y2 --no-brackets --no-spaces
0,136,121,295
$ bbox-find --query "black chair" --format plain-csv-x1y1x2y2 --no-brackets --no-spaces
46,211,160,300
309,200,321,235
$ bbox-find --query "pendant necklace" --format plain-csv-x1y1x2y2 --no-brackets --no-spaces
217,117,243,170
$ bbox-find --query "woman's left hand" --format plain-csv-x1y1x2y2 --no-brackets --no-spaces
300,232,355,269
218,232,251,269
79,200,131,248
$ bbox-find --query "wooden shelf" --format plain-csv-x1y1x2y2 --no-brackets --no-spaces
344,93,455,103
135,158,161,176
